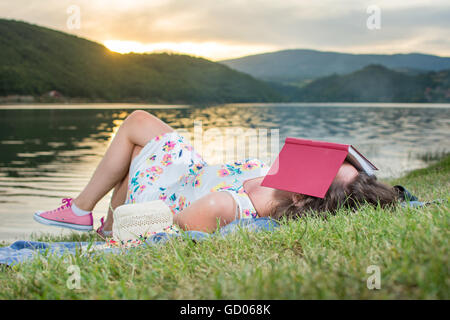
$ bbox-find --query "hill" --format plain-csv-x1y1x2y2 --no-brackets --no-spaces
220,49,450,85
2,19,448,104
0,19,281,103
277,64,450,102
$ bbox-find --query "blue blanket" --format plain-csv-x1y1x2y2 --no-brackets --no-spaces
0,217,279,266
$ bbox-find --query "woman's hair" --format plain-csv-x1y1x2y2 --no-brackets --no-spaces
270,172,398,220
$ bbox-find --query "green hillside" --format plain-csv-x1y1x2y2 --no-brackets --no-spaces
221,49,450,85
281,64,450,102
0,19,281,103
1,19,449,104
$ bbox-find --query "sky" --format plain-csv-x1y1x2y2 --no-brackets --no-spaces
1,0,449,60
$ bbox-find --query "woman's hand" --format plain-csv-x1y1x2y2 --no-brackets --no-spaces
173,192,237,233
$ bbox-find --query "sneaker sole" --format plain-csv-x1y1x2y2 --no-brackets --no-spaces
33,213,93,232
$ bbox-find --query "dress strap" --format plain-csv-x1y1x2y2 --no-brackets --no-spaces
235,203,240,220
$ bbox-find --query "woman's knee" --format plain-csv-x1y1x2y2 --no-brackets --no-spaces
125,110,170,131
123,110,173,146
122,110,156,137
125,110,154,127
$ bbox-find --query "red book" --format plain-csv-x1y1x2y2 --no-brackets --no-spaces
261,137,378,198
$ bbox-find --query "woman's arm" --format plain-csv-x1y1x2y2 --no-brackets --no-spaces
173,192,238,233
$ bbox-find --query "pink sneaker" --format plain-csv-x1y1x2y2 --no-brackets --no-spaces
34,198,93,232
96,216,113,239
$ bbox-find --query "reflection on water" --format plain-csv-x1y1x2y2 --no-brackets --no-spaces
0,103,449,239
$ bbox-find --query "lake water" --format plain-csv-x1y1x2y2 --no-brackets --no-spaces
0,103,449,241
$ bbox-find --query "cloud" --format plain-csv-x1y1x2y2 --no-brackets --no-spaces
0,0,449,58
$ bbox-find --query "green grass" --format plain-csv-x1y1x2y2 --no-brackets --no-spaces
0,156,449,299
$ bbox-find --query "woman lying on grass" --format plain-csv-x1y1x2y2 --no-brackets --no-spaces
34,110,397,237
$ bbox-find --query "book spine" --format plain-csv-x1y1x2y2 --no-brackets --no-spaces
349,146,378,170
285,137,349,152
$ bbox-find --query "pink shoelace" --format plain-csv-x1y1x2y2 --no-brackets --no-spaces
51,198,73,213
96,217,113,240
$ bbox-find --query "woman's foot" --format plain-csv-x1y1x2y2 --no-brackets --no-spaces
96,217,113,238
34,198,93,231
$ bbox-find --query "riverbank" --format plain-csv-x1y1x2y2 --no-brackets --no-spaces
0,155,449,299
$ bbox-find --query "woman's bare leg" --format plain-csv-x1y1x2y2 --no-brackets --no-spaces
101,145,143,232
100,175,128,232
73,110,173,212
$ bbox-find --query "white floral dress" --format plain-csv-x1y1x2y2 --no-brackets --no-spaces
126,131,269,219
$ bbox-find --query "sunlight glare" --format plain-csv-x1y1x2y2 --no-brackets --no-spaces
103,40,276,61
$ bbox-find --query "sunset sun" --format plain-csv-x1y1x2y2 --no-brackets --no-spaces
103,40,275,61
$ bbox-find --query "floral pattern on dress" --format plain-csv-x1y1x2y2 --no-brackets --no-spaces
126,131,267,219
216,159,263,177
161,153,173,166
242,208,258,219
162,140,176,152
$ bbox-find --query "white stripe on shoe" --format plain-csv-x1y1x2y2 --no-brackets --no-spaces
33,212,93,232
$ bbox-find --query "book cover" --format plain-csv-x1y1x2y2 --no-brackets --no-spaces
261,137,377,198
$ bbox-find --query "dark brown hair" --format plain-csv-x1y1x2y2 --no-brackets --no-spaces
270,173,398,220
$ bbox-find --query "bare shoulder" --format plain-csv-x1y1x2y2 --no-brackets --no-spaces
195,191,237,222
173,191,237,232
203,191,236,210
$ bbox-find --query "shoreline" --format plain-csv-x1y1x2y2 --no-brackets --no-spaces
1,102,450,109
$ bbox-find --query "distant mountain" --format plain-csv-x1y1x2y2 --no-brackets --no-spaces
274,64,450,102
0,19,281,103
2,20,448,104
220,49,450,85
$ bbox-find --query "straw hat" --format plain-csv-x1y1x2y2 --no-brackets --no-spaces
112,200,173,244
